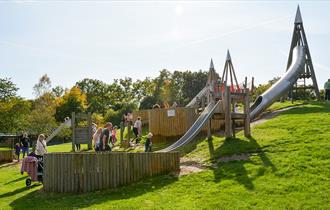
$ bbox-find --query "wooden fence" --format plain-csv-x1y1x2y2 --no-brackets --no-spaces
0,150,13,163
132,110,149,124
43,152,180,193
148,108,223,141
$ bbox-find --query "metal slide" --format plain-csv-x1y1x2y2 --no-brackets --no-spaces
46,119,71,143
250,46,306,119
186,87,208,108
159,100,221,152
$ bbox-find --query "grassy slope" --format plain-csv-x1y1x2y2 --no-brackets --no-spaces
0,102,330,209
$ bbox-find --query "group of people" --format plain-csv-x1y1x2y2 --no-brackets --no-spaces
92,115,153,152
92,122,118,151
14,133,48,161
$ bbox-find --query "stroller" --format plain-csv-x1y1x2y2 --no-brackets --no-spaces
21,153,44,187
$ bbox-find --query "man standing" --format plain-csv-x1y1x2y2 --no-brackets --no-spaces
324,79,330,100
20,133,30,158
100,122,113,151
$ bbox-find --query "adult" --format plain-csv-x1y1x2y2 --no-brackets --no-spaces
35,134,47,156
100,122,113,151
93,128,103,151
121,113,128,126
20,133,30,158
324,79,330,100
92,122,97,134
133,117,142,144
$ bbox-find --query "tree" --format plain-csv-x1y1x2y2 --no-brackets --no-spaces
52,86,64,97
170,71,184,105
0,78,18,101
132,78,155,102
33,74,51,97
76,78,112,114
55,86,87,121
181,70,208,105
151,69,170,104
26,92,57,135
0,98,31,133
139,95,158,110
268,77,280,85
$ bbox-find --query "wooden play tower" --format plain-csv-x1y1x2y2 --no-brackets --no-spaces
205,50,251,139
287,6,320,99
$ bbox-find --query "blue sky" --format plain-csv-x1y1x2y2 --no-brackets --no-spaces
0,1,330,99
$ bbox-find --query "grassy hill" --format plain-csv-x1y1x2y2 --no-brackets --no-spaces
0,102,329,209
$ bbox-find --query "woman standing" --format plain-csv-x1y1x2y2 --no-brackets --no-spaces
35,134,47,156
21,133,30,158
133,117,142,144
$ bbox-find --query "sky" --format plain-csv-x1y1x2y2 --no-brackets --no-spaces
0,1,330,99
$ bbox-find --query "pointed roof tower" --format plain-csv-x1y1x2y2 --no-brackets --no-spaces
220,50,240,92
286,5,320,99
210,58,215,70
207,58,218,85
226,49,231,61
294,5,303,24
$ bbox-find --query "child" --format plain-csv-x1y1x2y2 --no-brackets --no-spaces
14,143,20,162
112,126,118,145
145,132,153,152
93,128,102,151
234,103,239,113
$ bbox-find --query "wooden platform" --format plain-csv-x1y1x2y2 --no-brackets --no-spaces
213,113,246,120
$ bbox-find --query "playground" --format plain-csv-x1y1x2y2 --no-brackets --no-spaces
0,3,330,209
1,102,330,209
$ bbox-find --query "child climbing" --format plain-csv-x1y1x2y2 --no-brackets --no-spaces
145,132,153,152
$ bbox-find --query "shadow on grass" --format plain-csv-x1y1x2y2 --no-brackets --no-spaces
0,185,39,199
9,173,178,209
4,176,27,185
208,136,276,190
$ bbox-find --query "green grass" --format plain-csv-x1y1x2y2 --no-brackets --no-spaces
266,100,305,111
1,102,330,209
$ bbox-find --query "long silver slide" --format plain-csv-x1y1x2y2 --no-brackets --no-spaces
159,100,221,152
186,87,208,108
250,46,306,119
46,118,71,143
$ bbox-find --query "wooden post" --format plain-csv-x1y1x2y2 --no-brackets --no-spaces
127,121,131,142
244,89,251,137
207,119,212,140
120,122,124,142
71,112,76,152
232,100,236,138
224,86,232,138
251,77,254,94
201,96,206,111
87,112,92,150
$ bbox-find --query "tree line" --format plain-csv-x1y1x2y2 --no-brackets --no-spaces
0,69,208,137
